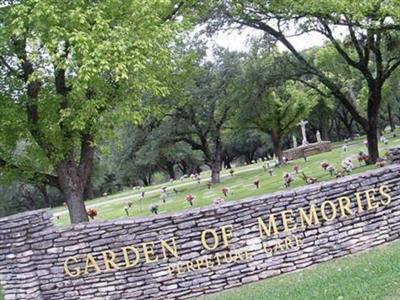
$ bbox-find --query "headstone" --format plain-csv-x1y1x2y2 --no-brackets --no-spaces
292,135,297,148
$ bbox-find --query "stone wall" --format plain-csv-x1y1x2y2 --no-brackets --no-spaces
283,141,332,161
1,149,400,300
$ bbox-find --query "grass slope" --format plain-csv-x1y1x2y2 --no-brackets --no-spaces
203,241,400,300
54,134,400,226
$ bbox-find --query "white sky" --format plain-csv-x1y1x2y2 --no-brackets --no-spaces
207,25,347,55
210,27,327,52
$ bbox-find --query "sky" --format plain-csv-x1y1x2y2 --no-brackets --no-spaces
211,27,326,52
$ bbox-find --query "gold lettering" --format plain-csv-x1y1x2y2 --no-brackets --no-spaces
201,229,219,250
142,242,158,263
320,200,337,222
379,185,392,206
64,256,81,278
84,254,101,275
365,188,379,210
338,197,353,217
122,246,140,268
221,225,234,247
299,205,319,227
160,238,178,259
284,237,292,250
281,210,297,232
102,250,120,272
354,192,364,213
257,215,278,238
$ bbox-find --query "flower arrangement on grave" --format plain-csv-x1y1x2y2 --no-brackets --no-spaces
357,151,369,165
254,178,260,189
102,192,108,197
149,204,158,215
160,192,168,203
293,164,299,174
326,164,336,176
221,187,229,197
268,168,273,176
87,208,98,220
283,172,294,187
173,188,179,194
197,176,201,184
320,161,330,171
376,158,386,168
207,182,212,189
380,135,389,145
363,140,368,147
300,172,318,184
124,207,130,216
213,197,225,206
384,149,390,158
335,170,346,178
185,194,195,206
341,159,354,174
127,201,133,208
229,169,235,176
342,144,348,152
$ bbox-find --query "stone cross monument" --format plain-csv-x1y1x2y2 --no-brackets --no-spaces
298,120,309,146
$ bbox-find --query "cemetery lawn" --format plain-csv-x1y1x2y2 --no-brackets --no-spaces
53,133,400,226
203,240,400,300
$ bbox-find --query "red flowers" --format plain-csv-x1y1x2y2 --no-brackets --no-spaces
185,194,195,206
293,164,299,174
357,151,369,164
87,208,98,220
221,187,229,197
320,161,330,171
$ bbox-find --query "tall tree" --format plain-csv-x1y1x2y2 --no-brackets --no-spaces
168,48,242,183
0,1,185,223
238,45,316,162
206,0,400,163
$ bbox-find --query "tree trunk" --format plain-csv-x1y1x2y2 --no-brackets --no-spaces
211,162,221,184
83,178,95,200
37,184,51,208
57,156,88,224
367,121,379,164
270,130,283,163
164,162,176,180
365,87,381,164
343,121,354,139
388,103,395,132
209,148,222,184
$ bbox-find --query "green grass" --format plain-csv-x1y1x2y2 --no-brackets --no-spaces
0,289,3,300
53,133,400,226
202,240,400,300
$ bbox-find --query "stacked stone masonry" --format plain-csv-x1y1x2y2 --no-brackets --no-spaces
1,147,400,300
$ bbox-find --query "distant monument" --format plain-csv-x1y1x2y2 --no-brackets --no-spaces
298,120,309,146
316,130,322,143
283,121,331,160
